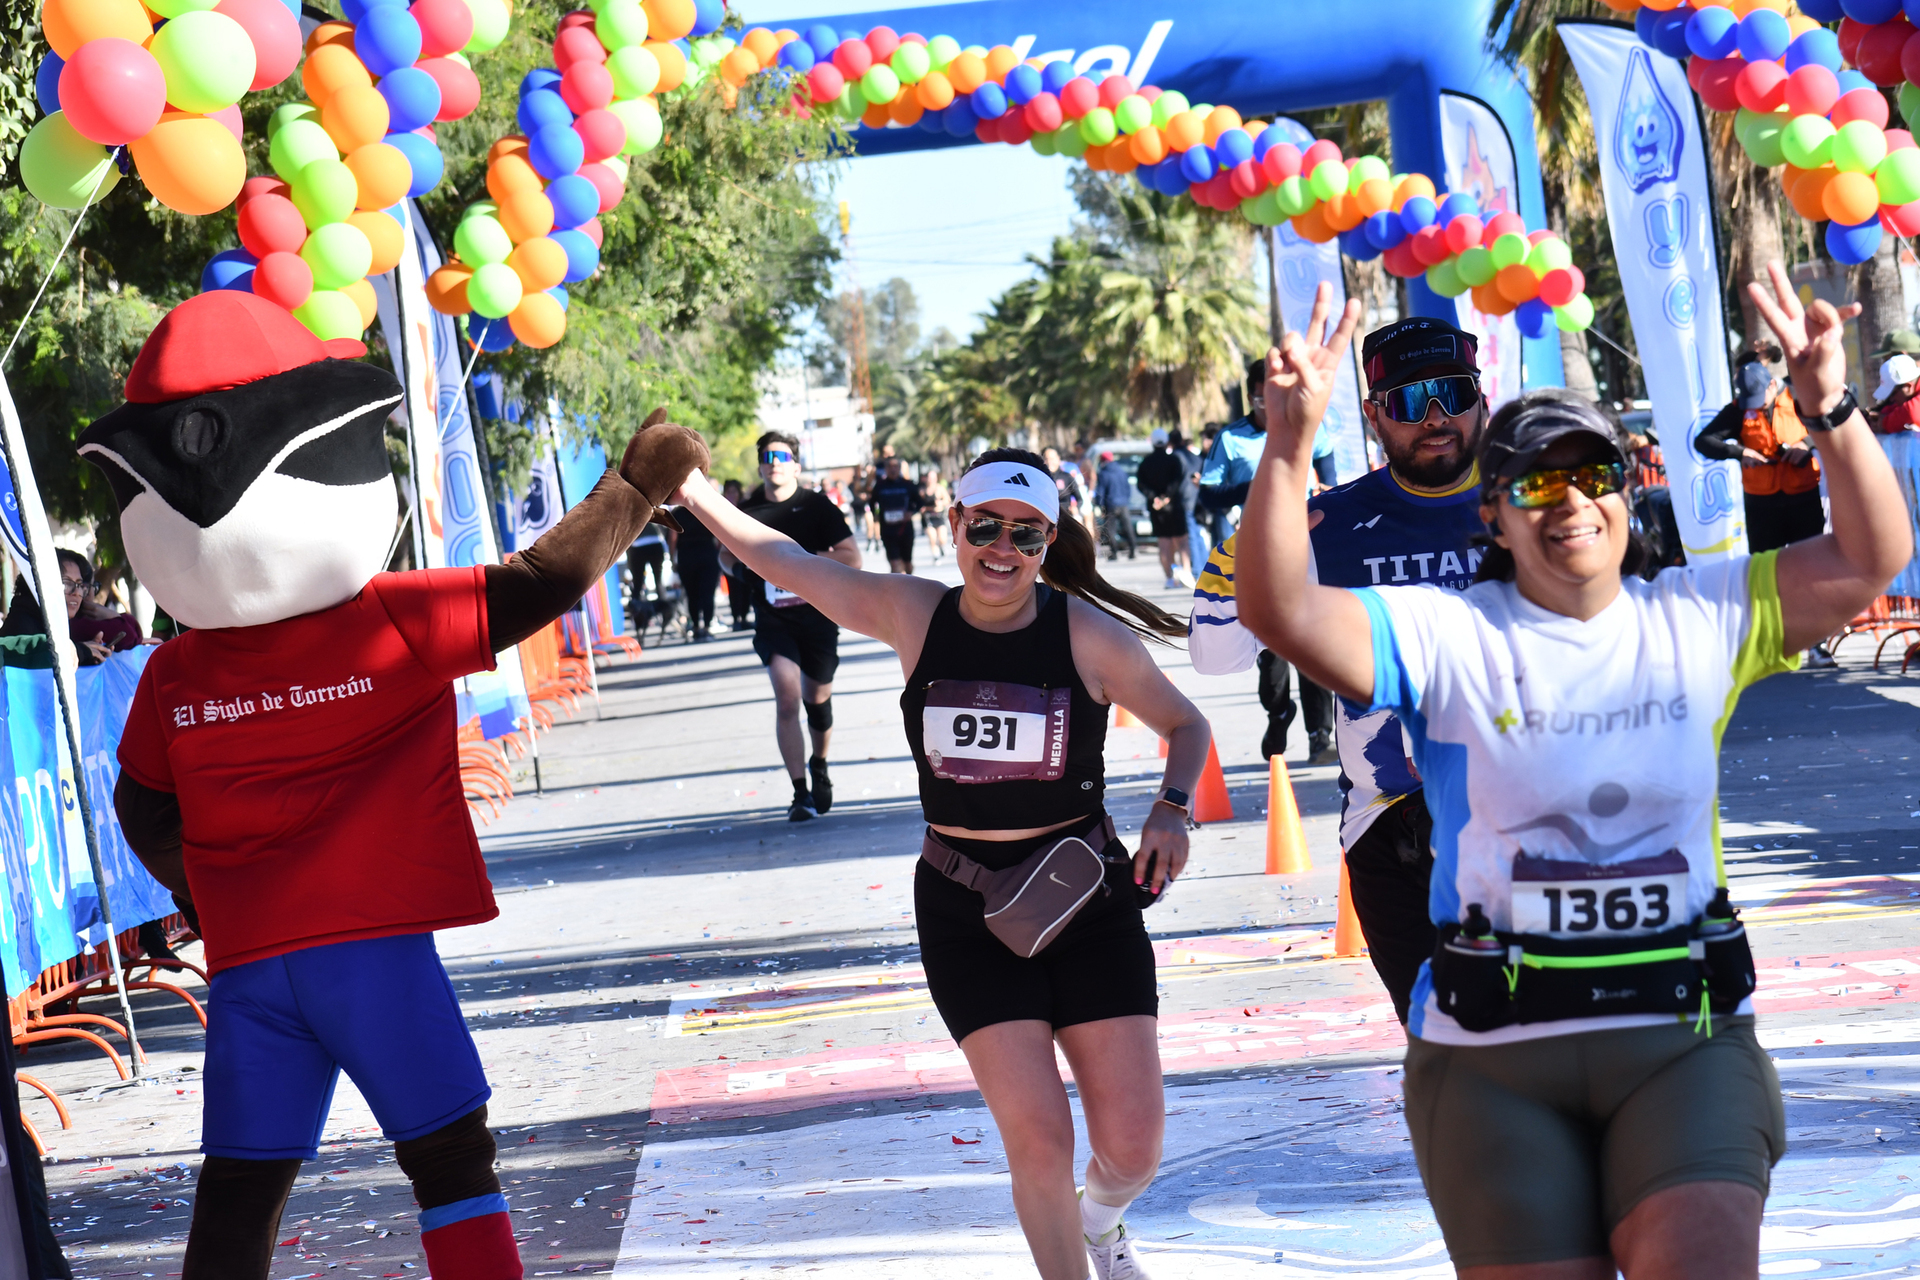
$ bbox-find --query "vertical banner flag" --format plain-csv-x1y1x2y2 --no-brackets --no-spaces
77,649,175,935
1439,91,1526,412
516,410,565,550
374,272,445,573
1562,22,1745,561
1268,117,1369,484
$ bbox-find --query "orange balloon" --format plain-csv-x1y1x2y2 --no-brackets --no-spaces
427,263,474,314
342,278,378,329
303,43,373,109
742,27,779,67
645,40,687,93
1162,110,1204,152
1495,263,1541,304
915,70,954,111
1104,141,1137,175
861,100,890,128
1128,125,1167,166
1292,205,1335,243
717,78,738,110
1790,167,1834,221
1823,170,1880,225
498,188,555,243
304,20,355,54
1391,173,1437,211
984,44,1020,83
321,84,390,154
508,291,567,349
345,142,410,210
1355,177,1393,216
643,0,695,41
1324,190,1367,232
508,235,569,292
486,153,543,202
721,47,759,87
1202,105,1242,145
1085,142,1109,172
1470,281,1516,316
349,209,406,275
129,111,245,216
946,51,986,95
488,135,530,165
1786,13,1818,37
888,94,924,127
42,0,151,60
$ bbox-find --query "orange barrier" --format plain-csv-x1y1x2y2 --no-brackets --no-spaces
1264,755,1310,875
1824,594,1920,670
1192,740,1233,823
1334,851,1366,956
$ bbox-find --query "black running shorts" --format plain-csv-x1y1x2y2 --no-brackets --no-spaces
751,611,840,684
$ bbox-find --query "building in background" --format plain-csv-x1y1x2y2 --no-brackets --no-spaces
758,366,874,487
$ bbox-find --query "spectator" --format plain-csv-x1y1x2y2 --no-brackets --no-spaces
61,550,143,665
722,478,754,631
1874,353,1920,434
1041,446,1087,525
1873,329,1920,366
1173,428,1209,571
1695,352,1824,553
672,504,723,642
1198,358,1270,535
1093,449,1137,560
1196,424,1228,548
1311,419,1339,491
1137,427,1197,587
626,523,670,632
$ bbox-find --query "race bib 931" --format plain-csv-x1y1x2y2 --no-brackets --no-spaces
922,679,1070,783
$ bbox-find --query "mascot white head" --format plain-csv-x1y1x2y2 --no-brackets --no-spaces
79,291,402,630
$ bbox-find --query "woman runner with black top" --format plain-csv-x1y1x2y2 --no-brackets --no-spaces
674,449,1210,1280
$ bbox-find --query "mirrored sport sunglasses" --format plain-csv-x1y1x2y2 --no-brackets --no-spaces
1371,374,1480,424
760,447,795,465
1504,461,1628,509
961,513,1049,556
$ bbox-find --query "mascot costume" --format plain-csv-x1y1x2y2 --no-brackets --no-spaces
75,290,707,1279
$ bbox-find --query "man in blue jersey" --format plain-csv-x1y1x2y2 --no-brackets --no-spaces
1192,316,1488,1022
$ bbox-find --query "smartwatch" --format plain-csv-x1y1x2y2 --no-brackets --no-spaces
1154,786,1191,814
1794,385,1857,433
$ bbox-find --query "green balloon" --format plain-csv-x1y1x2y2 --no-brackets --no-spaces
267,102,319,142
1114,95,1152,135
1031,128,1058,157
1349,155,1391,188
1151,90,1189,128
1242,189,1283,226
1902,83,1920,130
300,221,373,290
607,46,661,98
147,0,219,17
463,0,509,53
150,10,256,114
891,42,930,85
1554,293,1595,333
925,35,960,70
1833,120,1888,175
1078,107,1117,147
1055,125,1088,158
292,158,357,228
1526,237,1572,275
292,289,363,341
1455,245,1497,287
689,36,728,68
270,120,338,183
1779,113,1836,171
1274,175,1310,218
609,97,662,154
466,262,524,319
963,45,987,59
1307,158,1349,202
1744,111,1787,169
834,82,866,120
1878,147,1920,207
1489,231,1530,270
455,215,513,267
18,113,121,211
863,64,901,104
1732,107,1760,149
462,200,498,222
1426,260,1466,298
597,0,650,51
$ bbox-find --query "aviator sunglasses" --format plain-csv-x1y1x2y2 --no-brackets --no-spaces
1372,374,1481,424
1503,461,1628,509
960,513,1049,557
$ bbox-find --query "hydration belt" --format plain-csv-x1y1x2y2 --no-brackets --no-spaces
1429,888,1755,1033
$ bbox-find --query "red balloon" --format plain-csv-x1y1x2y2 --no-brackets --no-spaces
1689,55,1742,114
1058,76,1098,119
412,0,474,59
863,25,898,63
1884,199,1920,237
998,112,1032,146
1410,224,1450,267
1833,86,1890,129
573,108,625,163
1024,91,1062,133
579,215,603,248
419,56,480,121
57,38,165,146
1228,158,1263,200
1538,265,1585,308
1733,59,1787,112
214,0,301,90
1839,15,1870,63
553,25,605,70
831,39,871,79
1858,19,1913,86
1262,143,1302,184
1097,75,1134,109
1480,211,1526,246
1444,214,1483,257
557,9,595,31
1782,65,1839,117
1382,240,1422,279
238,175,290,207
1903,29,1920,87
806,62,844,103
238,192,307,257
974,114,1002,144
560,61,614,112
579,161,623,212
251,251,313,311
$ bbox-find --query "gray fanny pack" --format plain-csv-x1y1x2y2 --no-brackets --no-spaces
920,816,1119,958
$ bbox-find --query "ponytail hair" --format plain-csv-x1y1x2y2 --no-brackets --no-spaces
961,448,1188,643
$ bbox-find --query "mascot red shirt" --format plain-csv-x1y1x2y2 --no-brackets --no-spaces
79,292,706,1280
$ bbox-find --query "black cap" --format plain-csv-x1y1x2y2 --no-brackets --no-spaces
1361,317,1480,390
1734,358,1773,411
1478,393,1631,498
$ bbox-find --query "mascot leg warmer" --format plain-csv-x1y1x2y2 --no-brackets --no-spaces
400,1106,520,1278
180,1156,301,1277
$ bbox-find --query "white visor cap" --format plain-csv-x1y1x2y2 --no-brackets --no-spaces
953,462,1059,523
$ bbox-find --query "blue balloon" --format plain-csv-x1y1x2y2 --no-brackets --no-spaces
340,0,404,22
1801,0,1847,16
1253,124,1288,162
1004,64,1042,105
35,52,62,117
970,83,1007,120
471,314,516,352
356,5,422,77
1515,298,1555,341
383,130,444,197
1634,6,1660,49
1827,216,1884,265
777,39,814,71
518,89,573,136
1905,0,1920,24
551,228,600,283
804,24,838,58
546,173,599,229
379,66,441,133
1152,156,1189,197
528,122,585,179
941,98,978,136
1339,227,1381,263
1843,0,1903,22
688,0,724,37
1837,69,1876,96
1179,144,1217,184
1437,192,1479,223
1684,6,1738,61
917,110,945,133
1735,9,1791,63
1040,61,1075,94
838,29,861,44
200,248,258,293
546,284,569,310
1214,129,1253,168
1652,9,1693,59
1363,210,1406,251
1399,195,1437,234
520,68,562,99
1785,29,1844,74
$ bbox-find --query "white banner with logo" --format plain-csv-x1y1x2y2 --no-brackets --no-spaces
1562,21,1746,561
1438,91,1526,413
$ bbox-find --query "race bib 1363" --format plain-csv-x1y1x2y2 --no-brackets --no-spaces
921,680,1070,783
1510,849,1691,939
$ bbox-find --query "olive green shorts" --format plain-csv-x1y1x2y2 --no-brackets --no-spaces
1403,1016,1786,1269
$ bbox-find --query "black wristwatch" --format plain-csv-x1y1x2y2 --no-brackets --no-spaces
1794,386,1857,433
1154,786,1190,814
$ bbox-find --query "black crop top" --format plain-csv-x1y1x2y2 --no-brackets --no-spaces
901,585,1108,831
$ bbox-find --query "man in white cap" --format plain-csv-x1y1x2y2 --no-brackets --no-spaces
1875,352,1920,434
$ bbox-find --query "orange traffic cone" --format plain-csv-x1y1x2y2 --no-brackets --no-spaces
1115,705,1143,728
1157,736,1169,758
1192,739,1233,823
1264,755,1311,875
1334,850,1366,956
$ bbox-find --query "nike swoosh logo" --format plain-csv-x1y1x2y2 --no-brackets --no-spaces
1049,873,1071,887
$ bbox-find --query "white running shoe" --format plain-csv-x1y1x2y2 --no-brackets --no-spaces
1173,565,1195,587
1086,1223,1151,1279
1164,576,1181,589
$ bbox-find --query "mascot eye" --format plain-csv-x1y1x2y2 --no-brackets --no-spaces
173,407,226,460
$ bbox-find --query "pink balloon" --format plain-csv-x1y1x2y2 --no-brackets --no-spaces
806,62,844,104
578,215,603,248
215,0,301,90
411,0,474,59
552,25,605,70
573,107,625,164
579,162,623,213
57,38,165,146
252,251,313,312
237,174,291,208
560,61,614,113
210,103,243,141
238,192,307,257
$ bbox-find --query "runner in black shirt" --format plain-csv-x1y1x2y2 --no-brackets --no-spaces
731,432,862,820
870,455,924,573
